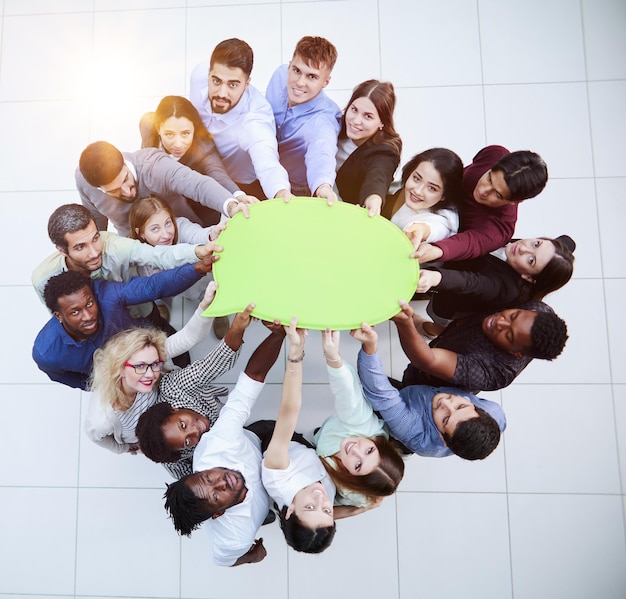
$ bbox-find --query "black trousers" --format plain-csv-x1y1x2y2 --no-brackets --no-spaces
236,179,267,200
245,419,314,454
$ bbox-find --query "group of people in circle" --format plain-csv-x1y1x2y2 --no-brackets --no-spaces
31,34,573,566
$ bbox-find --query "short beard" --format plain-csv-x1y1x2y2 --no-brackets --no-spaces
210,98,231,114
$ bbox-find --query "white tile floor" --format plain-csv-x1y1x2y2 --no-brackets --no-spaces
0,1,624,598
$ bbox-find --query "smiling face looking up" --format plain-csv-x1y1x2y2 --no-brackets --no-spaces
286,54,331,107
344,96,382,146
286,481,334,528
336,436,380,475
431,392,479,438
121,345,162,397
403,160,446,212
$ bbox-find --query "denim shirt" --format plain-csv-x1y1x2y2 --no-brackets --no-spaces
357,349,506,456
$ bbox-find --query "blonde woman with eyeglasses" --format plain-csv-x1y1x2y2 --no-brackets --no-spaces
84,283,254,455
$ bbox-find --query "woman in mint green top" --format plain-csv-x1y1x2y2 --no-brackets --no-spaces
314,329,405,508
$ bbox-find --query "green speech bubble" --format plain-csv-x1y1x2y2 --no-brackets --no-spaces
202,198,419,330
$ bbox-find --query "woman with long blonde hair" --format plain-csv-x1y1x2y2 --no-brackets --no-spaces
84,286,251,455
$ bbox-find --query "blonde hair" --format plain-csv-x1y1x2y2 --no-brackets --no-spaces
90,327,167,411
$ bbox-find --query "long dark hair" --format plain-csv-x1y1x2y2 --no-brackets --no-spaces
521,236,575,302
340,79,402,156
144,95,213,148
400,148,464,210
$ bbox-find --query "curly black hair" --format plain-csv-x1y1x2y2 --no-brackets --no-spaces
136,402,179,463
529,310,568,360
164,474,213,537
43,270,93,312
443,407,501,460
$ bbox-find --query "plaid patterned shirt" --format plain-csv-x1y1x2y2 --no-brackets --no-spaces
157,339,241,479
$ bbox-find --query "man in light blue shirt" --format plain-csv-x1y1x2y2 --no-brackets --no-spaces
352,323,505,460
190,38,291,201
32,203,222,357
265,36,341,201
32,204,213,316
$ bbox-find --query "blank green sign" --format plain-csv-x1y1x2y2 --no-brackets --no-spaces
202,198,419,330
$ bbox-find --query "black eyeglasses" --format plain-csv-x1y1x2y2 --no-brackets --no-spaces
124,360,164,374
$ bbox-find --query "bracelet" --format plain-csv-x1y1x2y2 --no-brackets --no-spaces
324,354,341,363
288,352,305,363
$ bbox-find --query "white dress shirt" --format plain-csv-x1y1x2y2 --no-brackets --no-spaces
190,61,290,198
193,371,271,566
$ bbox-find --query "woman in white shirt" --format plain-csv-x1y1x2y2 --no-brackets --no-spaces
382,148,463,249
261,318,337,553
313,330,405,510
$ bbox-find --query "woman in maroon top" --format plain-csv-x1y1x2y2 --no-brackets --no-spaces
415,146,548,264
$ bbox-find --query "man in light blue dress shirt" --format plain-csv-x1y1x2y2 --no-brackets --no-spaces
353,323,506,461
265,36,341,201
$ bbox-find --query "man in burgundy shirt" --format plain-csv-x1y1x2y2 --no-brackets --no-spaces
416,145,548,264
